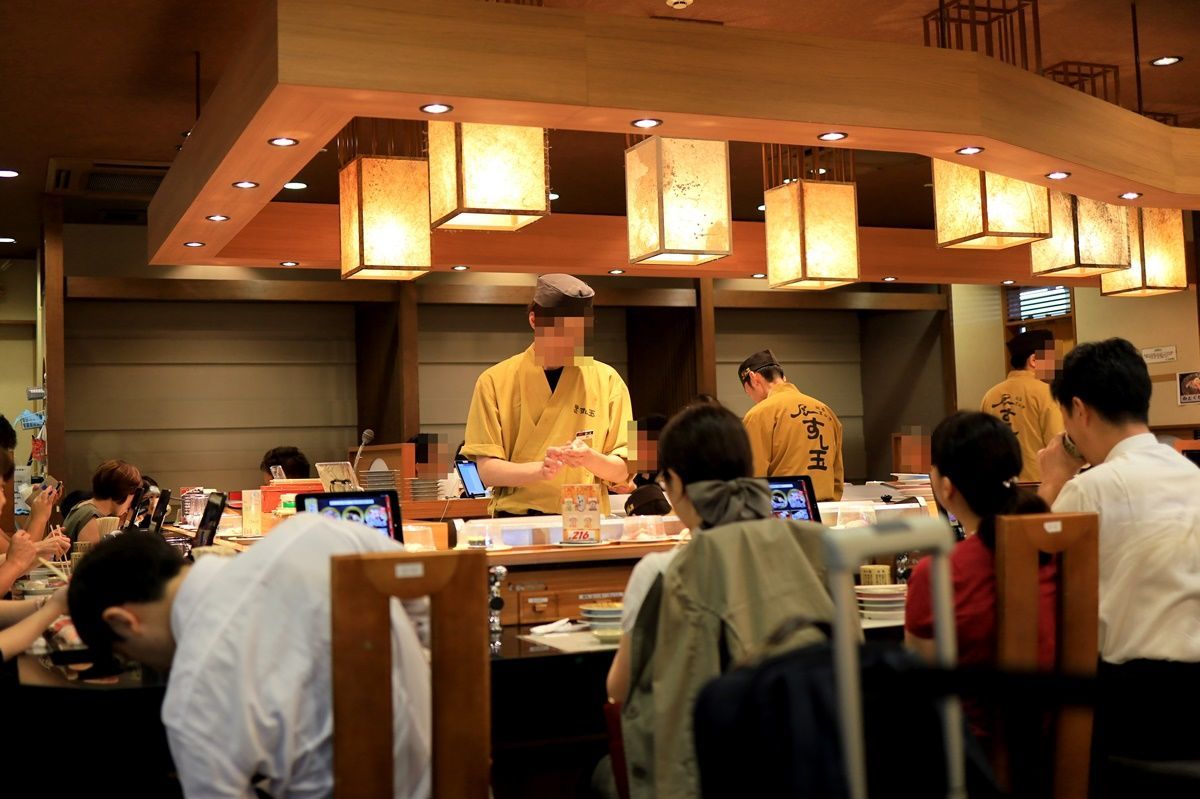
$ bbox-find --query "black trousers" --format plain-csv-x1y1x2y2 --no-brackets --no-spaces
1092,658,1200,797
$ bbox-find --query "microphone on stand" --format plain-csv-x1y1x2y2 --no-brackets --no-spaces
353,428,375,479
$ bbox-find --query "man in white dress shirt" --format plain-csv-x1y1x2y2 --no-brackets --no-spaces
1038,337,1200,778
68,514,431,799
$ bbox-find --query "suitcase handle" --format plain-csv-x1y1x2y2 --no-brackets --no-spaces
822,516,967,799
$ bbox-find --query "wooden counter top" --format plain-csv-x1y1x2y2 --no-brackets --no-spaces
484,540,679,567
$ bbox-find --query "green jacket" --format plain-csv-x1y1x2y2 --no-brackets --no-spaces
621,518,835,799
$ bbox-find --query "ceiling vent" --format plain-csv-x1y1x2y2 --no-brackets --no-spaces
46,158,169,200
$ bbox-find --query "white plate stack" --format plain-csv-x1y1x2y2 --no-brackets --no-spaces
406,477,440,501
361,470,400,491
579,602,624,642
855,583,907,621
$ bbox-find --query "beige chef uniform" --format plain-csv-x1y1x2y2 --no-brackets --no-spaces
462,275,633,515
981,329,1064,483
739,349,845,501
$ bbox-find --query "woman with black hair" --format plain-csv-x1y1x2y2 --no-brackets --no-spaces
607,402,833,798
904,411,1057,744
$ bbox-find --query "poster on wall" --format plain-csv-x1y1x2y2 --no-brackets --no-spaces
1178,371,1200,405
1143,345,1178,365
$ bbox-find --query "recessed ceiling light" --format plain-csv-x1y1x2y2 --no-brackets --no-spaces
818,131,848,142
1045,171,1071,180
1001,279,1015,285
268,137,299,147
206,214,230,222
1119,191,1142,200
283,181,308,190
0,237,14,244
420,103,454,114
549,191,560,201
280,261,299,267
0,170,18,178
452,265,470,271
882,276,898,282
757,204,766,211
631,118,663,129
608,269,626,275
752,273,767,279
1151,56,1182,67
956,146,985,155
233,181,259,189
184,241,205,248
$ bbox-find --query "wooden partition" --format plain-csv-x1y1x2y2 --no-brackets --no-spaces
331,549,489,799
995,512,1099,799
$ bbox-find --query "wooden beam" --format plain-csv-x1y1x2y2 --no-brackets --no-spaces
66,277,401,303
712,289,949,312
355,303,405,445
940,285,959,414
399,284,420,440
150,0,1200,269
695,278,717,398
415,282,696,308
43,197,65,480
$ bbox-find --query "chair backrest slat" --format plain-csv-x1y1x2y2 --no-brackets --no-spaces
331,549,490,798
996,512,1098,799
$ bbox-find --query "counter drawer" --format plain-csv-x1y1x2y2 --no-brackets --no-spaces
516,593,558,625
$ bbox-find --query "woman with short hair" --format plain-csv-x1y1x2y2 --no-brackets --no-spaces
62,459,143,545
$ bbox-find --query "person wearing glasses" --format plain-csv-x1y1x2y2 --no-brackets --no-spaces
738,349,844,500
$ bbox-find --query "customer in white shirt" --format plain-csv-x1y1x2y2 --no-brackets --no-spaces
1038,336,1200,775
68,514,431,799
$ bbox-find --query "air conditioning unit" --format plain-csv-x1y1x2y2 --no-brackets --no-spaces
46,158,169,201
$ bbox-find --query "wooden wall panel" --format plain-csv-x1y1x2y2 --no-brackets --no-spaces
859,310,948,481
43,197,65,480
416,306,628,454
715,308,867,482
64,301,357,494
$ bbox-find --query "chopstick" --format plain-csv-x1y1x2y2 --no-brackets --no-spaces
38,557,70,583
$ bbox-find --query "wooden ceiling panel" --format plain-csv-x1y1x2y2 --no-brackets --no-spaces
148,0,1200,283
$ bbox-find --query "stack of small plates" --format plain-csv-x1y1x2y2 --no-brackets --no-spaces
579,601,624,642
406,477,440,500
361,470,399,490
855,584,907,621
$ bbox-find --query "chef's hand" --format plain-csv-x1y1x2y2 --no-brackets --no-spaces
553,438,594,468
6,532,38,576
540,451,565,481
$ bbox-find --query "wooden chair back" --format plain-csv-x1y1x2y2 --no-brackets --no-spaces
331,549,489,798
1173,439,1200,461
995,512,1099,799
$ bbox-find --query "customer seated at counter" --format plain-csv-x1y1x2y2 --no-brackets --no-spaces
259,445,312,481
609,402,833,799
904,411,1054,746
1037,337,1200,769
0,449,71,660
67,514,431,798
62,459,142,545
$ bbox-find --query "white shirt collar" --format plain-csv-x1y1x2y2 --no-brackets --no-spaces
170,557,229,642
1103,432,1158,464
